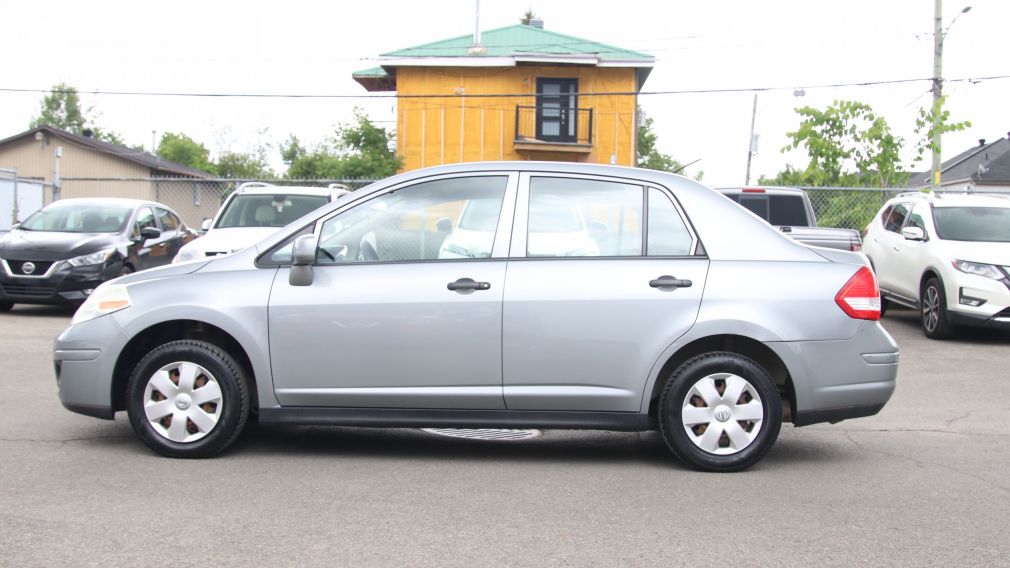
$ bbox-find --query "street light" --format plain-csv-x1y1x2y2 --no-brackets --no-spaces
931,3,971,190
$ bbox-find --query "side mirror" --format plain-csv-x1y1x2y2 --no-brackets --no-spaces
289,234,317,286
200,218,212,234
138,227,161,241
901,226,926,241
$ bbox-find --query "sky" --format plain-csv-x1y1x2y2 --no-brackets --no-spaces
2,0,1007,186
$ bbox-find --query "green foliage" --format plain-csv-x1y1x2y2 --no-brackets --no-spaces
520,9,538,24
913,95,971,164
29,83,125,144
158,132,214,173
782,100,907,188
636,110,703,180
215,150,274,179
283,110,401,180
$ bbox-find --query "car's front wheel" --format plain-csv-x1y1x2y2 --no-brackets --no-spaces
659,352,782,472
921,277,955,339
126,340,250,458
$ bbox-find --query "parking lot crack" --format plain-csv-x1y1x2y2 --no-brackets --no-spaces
944,411,971,428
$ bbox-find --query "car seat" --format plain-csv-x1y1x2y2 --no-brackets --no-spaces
254,205,276,227
81,212,104,232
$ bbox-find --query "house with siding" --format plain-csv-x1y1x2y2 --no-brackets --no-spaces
0,126,212,225
907,135,1010,193
353,20,654,171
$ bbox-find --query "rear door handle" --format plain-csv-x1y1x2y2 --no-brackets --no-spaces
649,275,692,288
447,278,491,291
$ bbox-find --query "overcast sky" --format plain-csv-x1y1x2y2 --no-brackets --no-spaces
3,0,1006,186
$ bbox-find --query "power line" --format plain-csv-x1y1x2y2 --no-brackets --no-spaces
1,75,1007,101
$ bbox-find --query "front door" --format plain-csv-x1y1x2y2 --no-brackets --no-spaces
536,78,578,143
268,174,517,409
502,174,708,412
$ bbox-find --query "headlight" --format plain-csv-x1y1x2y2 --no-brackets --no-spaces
67,248,115,267
172,246,202,264
71,283,132,325
952,260,1006,281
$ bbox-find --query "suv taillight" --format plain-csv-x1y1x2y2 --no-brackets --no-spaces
835,266,880,320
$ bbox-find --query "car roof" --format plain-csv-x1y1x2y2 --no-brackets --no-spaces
892,191,1010,208
46,197,165,209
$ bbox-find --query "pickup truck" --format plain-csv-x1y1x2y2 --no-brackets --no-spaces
716,186,862,252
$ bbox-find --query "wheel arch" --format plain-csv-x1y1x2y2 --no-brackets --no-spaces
111,320,256,414
646,334,795,423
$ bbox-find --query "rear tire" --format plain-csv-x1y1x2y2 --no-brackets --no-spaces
659,352,782,472
921,277,955,339
126,340,250,458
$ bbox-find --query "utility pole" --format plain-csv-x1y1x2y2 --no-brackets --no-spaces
930,0,943,191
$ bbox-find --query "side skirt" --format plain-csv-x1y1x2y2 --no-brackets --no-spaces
259,407,656,431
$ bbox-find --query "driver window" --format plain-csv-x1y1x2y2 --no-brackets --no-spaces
315,176,508,264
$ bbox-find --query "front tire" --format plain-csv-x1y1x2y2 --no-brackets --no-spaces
921,277,955,339
126,340,250,458
659,352,782,472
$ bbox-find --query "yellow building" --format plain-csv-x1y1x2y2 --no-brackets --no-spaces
354,21,654,171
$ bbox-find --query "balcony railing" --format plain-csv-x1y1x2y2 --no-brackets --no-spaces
514,105,593,147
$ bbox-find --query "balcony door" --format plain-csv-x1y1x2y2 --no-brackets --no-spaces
536,78,578,143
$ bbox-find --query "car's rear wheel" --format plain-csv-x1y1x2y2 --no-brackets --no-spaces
659,352,782,472
921,277,954,339
126,340,249,458
0,301,12,312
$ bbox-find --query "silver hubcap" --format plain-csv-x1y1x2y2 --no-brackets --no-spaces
923,286,940,332
681,373,764,455
143,361,223,443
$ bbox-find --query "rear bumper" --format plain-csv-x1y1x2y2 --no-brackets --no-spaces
770,321,899,426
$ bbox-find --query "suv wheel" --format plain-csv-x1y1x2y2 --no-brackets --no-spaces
659,352,782,472
921,277,955,339
126,340,250,458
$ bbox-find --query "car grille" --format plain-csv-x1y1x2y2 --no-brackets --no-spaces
1,283,57,297
5,260,57,276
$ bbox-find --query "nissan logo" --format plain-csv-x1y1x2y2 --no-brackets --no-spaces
21,262,36,275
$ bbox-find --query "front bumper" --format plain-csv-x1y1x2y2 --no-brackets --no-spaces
54,313,130,420
1,260,121,305
769,321,900,426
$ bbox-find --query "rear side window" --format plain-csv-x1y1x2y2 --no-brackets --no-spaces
528,177,643,257
647,188,693,256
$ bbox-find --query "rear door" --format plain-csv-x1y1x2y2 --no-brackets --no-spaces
502,173,709,412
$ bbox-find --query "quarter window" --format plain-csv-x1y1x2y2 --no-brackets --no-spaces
527,177,643,257
316,176,508,264
647,188,693,256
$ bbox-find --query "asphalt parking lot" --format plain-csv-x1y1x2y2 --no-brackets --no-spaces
2,305,1008,567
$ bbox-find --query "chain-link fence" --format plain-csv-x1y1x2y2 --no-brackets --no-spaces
58,177,378,229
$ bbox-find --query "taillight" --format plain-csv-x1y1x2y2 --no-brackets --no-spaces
850,239,862,252
835,266,880,320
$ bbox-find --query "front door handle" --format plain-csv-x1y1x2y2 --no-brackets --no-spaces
447,278,491,291
650,275,692,289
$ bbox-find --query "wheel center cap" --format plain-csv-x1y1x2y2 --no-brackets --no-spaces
175,394,192,410
713,405,732,422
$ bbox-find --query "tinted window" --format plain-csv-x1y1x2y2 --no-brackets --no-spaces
647,188,693,256
768,195,810,226
316,176,508,263
884,203,909,233
528,177,642,257
933,207,1010,242
738,195,769,220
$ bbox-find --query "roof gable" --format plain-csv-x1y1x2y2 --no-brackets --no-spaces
908,137,1010,187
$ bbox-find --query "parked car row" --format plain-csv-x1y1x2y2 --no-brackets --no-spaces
0,182,347,312
53,162,898,471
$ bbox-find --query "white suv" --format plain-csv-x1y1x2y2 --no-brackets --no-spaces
863,191,1010,338
173,182,349,263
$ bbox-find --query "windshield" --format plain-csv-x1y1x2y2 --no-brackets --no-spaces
20,202,131,233
933,206,1010,242
216,194,329,229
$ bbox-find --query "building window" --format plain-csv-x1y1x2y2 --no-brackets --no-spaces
536,78,578,143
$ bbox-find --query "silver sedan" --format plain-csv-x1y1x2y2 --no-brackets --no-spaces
54,162,898,471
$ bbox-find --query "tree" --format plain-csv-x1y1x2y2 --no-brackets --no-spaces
779,100,907,188
215,150,274,179
636,110,703,180
29,83,125,144
913,95,971,166
283,110,401,180
520,9,538,24
157,132,214,173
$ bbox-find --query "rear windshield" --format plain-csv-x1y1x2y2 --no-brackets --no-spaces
933,206,1010,242
216,194,329,229
725,194,810,226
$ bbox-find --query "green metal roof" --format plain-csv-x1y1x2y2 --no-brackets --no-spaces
381,24,653,61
